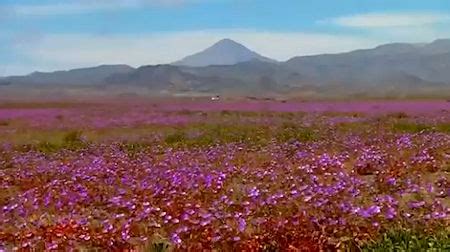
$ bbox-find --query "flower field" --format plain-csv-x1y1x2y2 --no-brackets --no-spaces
0,100,449,251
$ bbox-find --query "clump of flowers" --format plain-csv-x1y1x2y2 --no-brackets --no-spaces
354,148,388,175
0,102,448,250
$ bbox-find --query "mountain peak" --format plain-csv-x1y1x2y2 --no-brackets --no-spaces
173,39,276,67
422,38,450,54
216,38,237,43
430,38,450,44
213,38,244,47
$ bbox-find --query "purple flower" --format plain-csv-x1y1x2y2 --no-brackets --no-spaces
359,205,381,218
238,218,246,233
408,201,426,209
170,233,182,245
385,207,396,220
386,177,397,186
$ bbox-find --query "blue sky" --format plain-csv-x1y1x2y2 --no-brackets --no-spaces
1,0,450,75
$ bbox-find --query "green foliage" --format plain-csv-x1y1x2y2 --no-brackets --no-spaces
143,236,172,252
147,241,171,252
33,130,87,153
63,130,83,144
392,121,449,133
361,230,450,251
275,122,317,142
436,123,450,133
164,131,187,145
201,124,267,144
34,141,61,153
62,130,87,151
335,121,372,133
392,122,433,133
162,124,271,148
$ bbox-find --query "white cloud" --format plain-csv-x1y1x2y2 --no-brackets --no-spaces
11,3,123,16
8,0,210,16
320,12,450,44
327,12,450,28
8,30,381,75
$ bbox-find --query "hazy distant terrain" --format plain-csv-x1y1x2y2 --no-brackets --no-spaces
1,38,450,99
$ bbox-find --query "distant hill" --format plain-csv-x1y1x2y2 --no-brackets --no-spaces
1,39,449,98
172,39,277,67
105,64,252,94
3,65,134,86
284,38,450,85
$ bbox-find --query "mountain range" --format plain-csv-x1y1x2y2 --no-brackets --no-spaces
1,38,450,98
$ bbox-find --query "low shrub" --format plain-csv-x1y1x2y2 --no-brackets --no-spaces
436,123,450,133
361,229,450,251
63,130,84,144
164,130,187,145
276,122,317,142
33,130,87,153
392,122,433,133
